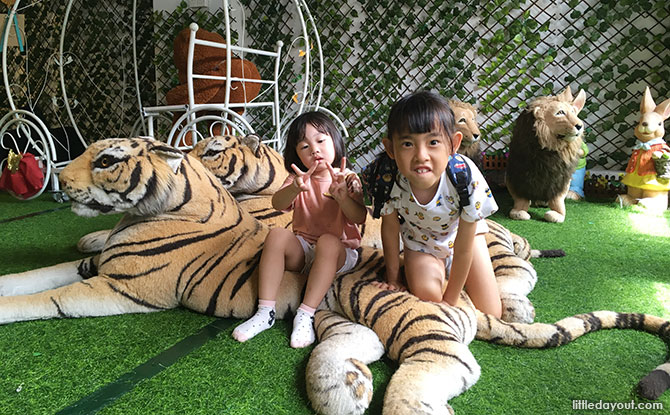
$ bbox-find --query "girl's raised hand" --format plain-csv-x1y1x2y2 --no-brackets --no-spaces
291,162,319,192
326,158,349,201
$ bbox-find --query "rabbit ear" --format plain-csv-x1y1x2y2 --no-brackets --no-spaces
557,86,573,102
572,89,586,114
654,97,670,121
641,86,656,114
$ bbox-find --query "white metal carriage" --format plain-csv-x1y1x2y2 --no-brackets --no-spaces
1,0,347,201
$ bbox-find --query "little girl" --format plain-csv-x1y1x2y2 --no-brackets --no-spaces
375,91,502,317
232,111,367,348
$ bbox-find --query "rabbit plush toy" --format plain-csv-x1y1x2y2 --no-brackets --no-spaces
617,87,670,211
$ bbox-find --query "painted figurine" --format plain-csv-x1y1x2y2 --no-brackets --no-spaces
617,87,670,211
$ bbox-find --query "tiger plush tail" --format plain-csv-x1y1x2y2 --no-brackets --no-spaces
476,310,670,400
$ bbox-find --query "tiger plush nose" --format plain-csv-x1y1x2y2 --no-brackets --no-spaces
472,134,480,140
575,124,583,131
59,152,89,190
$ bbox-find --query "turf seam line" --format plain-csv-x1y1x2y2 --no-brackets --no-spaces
56,318,235,415
0,205,71,224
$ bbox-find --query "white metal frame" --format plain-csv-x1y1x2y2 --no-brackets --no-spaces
1,0,350,201
142,0,284,150
1,0,82,201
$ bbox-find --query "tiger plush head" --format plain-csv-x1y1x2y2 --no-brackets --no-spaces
59,137,186,217
530,86,586,163
191,134,287,197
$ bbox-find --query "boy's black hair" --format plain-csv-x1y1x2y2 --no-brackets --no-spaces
387,90,456,151
283,111,346,172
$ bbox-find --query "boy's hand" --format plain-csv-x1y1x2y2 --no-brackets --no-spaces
345,172,362,196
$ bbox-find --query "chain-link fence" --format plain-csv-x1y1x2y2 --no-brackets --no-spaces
2,0,669,172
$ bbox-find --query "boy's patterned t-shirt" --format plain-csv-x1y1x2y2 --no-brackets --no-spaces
380,156,498,259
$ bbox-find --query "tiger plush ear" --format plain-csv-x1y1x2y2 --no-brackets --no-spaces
241,134,262,158
149,144,184,173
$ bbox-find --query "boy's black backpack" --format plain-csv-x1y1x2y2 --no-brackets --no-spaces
361,152,471,219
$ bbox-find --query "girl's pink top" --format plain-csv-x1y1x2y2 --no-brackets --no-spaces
280,173,362,249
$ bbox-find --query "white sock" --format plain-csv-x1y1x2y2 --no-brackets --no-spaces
290,304,316,348
232,300,276,342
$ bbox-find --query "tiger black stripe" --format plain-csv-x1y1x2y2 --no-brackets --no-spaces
254,210,286,221
341,253,383,321
399,314,463,342
546,324,572,348
181,254,218,302
206,174,224,203
386,310,412,350
226,154,238,184
50,297,66,318
204,262,244,316
229,256,261,301
320,319,355,339
486,315,528,345
106,263,170,280
438,305,470,338
616,313,645,330
659,321,670,340
197,228,255,293
198,200,215,223
118,162,143,200
77,257,98,279
106,282,165,310
169,167,192,212
184,157,202,180
176,253,204,300
99,217,242,266
348,266,386,323
185,252,232,301
367,295,411,329
487,240,508,250
581,312,603,331
493,263,534,276
140,171,159,203
253,147,277,194
403,346,474,374
398,333,466,359
490,253,520,262
103,230,202,252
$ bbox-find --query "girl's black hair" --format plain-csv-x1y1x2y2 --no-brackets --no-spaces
283,111,346,172
387,90,456,150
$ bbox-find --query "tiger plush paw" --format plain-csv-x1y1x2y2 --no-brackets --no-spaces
77,230,110,253
307,311,384,415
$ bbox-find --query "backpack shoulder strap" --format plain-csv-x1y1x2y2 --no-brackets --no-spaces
446,154,472,209
361,152,397,219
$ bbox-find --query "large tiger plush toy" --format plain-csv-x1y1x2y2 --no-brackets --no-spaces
0,138,668,415
76,134,540,323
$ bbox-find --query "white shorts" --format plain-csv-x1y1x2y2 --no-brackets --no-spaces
296,235,359,275
406,220,489,277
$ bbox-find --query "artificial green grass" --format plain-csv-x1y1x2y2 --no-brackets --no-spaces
1,191,669,414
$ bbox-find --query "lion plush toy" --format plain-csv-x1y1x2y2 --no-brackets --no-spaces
506,86,587,223
450,100,482,167
165,26,262,145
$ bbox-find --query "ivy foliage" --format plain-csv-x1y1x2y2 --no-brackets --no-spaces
297,0,670,170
